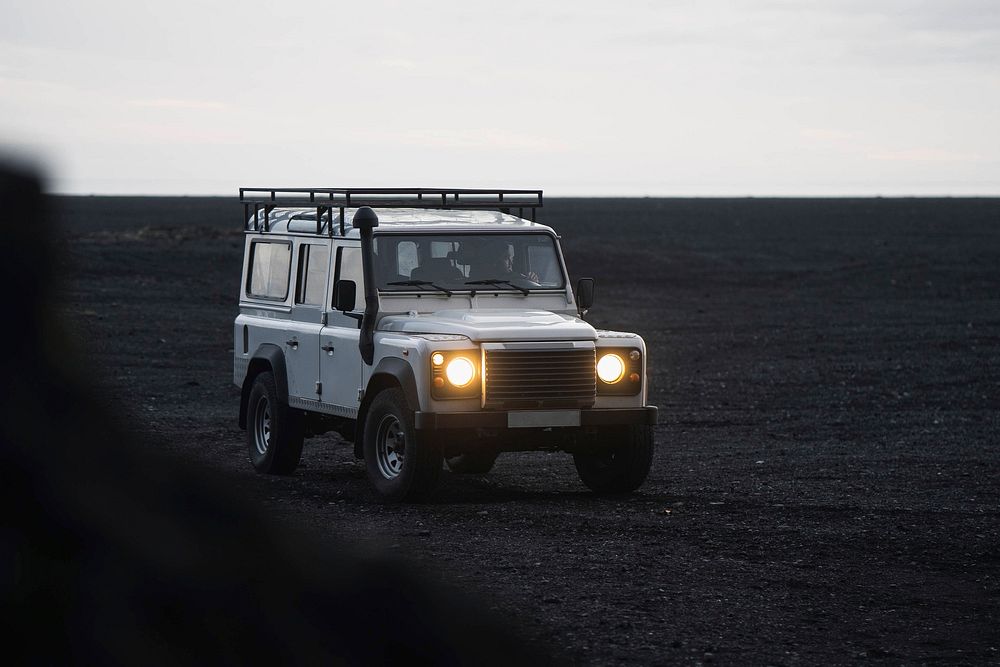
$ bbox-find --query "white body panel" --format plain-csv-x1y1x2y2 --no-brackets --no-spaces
285,312,323,399
319,323,363,413
378,309,595,342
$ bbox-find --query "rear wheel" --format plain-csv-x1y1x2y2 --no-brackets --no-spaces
246,371,304,474
573,424,653,494
446,450,499,475
363,388,442,502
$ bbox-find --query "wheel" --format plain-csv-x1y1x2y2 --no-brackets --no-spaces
446,450,499,475
573,424,653,494
246,371,304,475
363,388,442,502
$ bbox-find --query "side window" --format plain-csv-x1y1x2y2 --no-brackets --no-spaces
248,241,292,300
335,247,367,312
295,244,330,306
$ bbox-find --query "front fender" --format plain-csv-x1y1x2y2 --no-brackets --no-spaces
354,356,419,457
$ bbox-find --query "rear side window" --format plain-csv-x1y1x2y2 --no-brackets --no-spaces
247,241,291,300
296,244,330,306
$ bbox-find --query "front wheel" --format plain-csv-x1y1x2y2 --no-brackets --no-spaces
363,388,442,502
573,424,654,494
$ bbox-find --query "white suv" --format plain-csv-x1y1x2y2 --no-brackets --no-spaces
234,188,657,501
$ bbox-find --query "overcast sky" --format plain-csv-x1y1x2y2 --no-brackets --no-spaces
2,0,998,195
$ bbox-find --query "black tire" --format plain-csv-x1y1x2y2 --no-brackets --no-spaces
363,388,442,502
573,424,654,494
445,450,499,475
246,371,304,475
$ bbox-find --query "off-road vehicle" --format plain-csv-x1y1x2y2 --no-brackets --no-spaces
233,187,657,501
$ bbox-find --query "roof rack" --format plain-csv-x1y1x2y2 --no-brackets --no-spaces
239,187,544,236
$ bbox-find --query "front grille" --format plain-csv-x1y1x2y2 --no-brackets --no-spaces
484,348,596,409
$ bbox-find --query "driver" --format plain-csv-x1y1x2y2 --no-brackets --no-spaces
469,242,539,282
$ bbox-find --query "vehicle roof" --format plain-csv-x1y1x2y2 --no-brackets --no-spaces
247,207,556,238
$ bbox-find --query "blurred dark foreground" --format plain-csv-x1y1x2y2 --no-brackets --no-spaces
0,165,545,664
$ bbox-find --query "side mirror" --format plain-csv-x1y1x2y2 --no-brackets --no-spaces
333,279,357,312
576,277,595,315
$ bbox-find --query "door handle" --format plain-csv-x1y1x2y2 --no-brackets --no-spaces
321,343,335,354
286,339,298,349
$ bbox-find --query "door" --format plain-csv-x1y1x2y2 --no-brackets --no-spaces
320,244,366,412
285,242,330,400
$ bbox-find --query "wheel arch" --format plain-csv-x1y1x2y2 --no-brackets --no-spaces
353,356,419,458
238,344,289,429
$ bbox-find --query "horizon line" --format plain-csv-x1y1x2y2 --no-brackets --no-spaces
44,191,1000,199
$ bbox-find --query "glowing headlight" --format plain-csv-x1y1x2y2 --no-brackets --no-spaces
597,353,625,384
445,357,476,387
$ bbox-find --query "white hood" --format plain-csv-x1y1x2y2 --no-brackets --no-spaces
378,309,596,342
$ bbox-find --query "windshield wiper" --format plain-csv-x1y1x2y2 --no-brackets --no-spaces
464,279,530,296
386,279,454,296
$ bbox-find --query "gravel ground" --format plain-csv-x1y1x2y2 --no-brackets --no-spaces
53,196,1000,665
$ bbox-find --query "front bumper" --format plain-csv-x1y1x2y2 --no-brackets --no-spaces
414,406,658,430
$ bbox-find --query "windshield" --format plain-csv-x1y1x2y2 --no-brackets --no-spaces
373,233,565,293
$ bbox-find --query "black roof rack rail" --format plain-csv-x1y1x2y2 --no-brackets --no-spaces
239,187,543,236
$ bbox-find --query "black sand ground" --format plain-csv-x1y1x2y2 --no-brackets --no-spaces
53,196,1000,665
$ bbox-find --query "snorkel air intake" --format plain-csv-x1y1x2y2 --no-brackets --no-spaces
353,206,379,365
